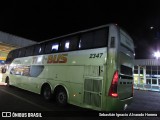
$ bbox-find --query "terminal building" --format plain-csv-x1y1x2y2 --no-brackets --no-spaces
0,31,36,64
134,59,160,91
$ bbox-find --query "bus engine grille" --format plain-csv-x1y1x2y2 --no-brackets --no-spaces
84,78,102,108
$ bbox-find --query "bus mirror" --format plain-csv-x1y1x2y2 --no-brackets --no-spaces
1,68,6,73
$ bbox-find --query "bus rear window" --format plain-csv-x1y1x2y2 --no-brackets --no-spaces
121,65,133,76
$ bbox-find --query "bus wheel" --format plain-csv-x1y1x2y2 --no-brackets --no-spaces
56,88,67,106
42,85,52,101
5,77,10,87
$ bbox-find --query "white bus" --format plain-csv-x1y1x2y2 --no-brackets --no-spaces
2,24,134,111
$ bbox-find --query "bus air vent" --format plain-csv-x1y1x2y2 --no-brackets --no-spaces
84,78,102,108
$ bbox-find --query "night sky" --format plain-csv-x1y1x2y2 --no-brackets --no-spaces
0,1,160,59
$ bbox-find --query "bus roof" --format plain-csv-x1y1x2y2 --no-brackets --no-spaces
12,23,133,51
39,23,115,44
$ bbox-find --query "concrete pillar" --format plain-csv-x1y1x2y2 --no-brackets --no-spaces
143,66,146,84
138,66,140,84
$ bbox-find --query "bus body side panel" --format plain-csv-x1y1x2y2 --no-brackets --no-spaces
39,65,84,105
38,48,107,109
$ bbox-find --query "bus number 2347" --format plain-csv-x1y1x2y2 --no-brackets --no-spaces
89,53,103,58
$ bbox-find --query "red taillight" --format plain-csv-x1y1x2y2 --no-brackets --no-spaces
108,71,119,98
111,93,118,97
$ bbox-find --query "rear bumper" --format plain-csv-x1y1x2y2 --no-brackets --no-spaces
103,96,133,111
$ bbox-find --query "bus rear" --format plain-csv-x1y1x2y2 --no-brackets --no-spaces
104,25,134,111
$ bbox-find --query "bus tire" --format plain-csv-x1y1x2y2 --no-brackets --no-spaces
55,88,67,106
5,77,10,87
42,85,52,101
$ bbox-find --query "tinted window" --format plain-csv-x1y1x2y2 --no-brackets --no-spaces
79,32,93,49
60,36,79,51
121,65,133,76
7,51,13,59
6,51,14,64
93,29,108,47
6,49,20,64
45,41,59,54
18,48,26,57
34,44,45,55
25,46,34,56
13,50,19,58
79,28,108,49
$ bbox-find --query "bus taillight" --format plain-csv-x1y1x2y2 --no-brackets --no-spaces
108,71,119,98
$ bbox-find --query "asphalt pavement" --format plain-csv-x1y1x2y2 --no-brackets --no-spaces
0,84,160,120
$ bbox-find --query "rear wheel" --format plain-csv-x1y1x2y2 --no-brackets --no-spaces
42,85,52,101
56,89,67,106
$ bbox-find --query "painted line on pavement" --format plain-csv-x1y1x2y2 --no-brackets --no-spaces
0,88,52,111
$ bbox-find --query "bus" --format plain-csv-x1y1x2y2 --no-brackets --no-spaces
2,24,134,111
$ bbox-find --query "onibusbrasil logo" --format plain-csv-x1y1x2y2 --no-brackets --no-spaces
1,112,42,118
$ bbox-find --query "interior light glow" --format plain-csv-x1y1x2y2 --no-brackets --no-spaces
39,47,42,53
52,44,58,50
65,42,70,49
79,40,81,48
150,26,154,30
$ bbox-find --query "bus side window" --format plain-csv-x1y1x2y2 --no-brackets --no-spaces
13,50,19,58
60,36,79,51
79,28,108,49
25,46,34,57
93,28,108,47
6,51,14,64
51,43,59,53
34,44,45,55
80,32,93,49
45,41,59,54
18,48,26,57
